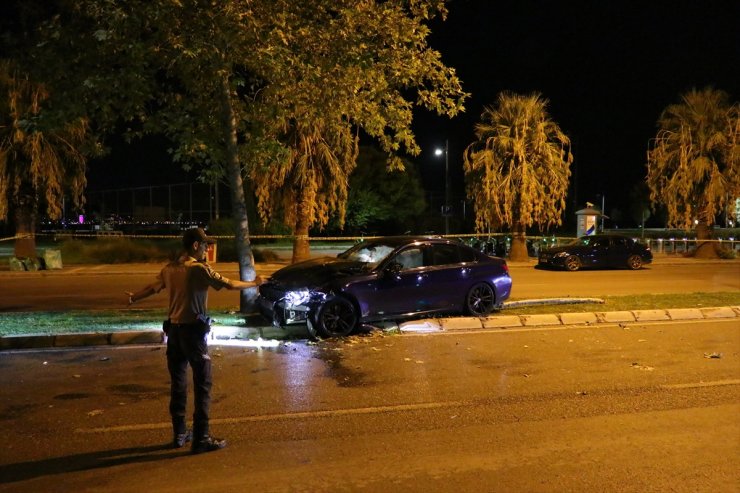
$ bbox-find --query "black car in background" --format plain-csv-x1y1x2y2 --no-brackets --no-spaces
537,234,652,271
258,236,512,339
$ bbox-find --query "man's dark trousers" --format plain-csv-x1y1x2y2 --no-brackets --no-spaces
166,324,212,440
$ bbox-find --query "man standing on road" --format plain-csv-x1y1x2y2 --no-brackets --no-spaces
126,227,262,454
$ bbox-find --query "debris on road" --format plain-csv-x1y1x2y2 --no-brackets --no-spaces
703,352,722,359
631,362,654,371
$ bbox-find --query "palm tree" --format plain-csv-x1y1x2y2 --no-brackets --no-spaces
250,118,358,263
647,87,739,255
463,92,572,261
0,61,89,258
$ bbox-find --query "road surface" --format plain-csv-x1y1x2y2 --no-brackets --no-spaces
0,319,737,492
1,258,738,312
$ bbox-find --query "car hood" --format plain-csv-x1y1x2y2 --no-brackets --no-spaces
267,256,370,289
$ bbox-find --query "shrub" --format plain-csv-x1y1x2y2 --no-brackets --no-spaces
61,238,178,264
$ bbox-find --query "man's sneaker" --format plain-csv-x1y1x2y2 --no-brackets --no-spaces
173,429,193,448
191,436,227,454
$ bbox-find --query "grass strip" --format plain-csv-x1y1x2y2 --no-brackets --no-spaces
503,292,740,315
0,292,738,337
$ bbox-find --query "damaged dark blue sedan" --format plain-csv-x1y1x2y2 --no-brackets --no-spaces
257,236,512,339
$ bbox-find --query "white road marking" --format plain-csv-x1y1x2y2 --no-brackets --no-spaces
661,379,740,389
75,378,740,435
74,401,466,434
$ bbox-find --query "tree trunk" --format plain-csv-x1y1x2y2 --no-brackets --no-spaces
509,221,529,262
292,226,310,264
13,205,37,259
692,219,719,258
13,186,38,259
291,187,311,264
219,75,257,313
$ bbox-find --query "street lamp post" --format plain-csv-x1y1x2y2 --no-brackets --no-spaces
435,139,450,235
596,192,606,232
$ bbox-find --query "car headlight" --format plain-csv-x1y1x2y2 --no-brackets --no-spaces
554,251,569,258
284,289,311,305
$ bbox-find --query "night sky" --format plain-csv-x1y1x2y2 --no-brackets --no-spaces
413,0,739,227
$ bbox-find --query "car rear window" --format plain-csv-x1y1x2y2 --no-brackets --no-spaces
459,245,477,263
429,244,460,266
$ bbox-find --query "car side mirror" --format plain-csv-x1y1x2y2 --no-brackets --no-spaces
384,261,403,277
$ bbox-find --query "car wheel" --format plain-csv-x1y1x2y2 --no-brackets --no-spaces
316,297,358,338
627,255,643,270
465,282,496,316
565,255,581,271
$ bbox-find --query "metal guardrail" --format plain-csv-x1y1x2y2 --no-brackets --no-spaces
644,237,740,253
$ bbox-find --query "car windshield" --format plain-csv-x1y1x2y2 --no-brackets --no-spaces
338,241,397,268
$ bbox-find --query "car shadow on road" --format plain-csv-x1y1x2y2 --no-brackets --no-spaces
0,443,185,485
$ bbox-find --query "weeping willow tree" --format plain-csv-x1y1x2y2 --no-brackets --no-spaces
0,61,89,258
252,119,358,263
647,87,739,256
463,92,572,261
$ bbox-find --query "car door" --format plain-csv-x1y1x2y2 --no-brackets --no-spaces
585,237,610,267
363,245,434,317
420,242,467,311
606,236,631,267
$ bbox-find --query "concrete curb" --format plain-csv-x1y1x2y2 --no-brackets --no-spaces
0,330,164,350
1,306,738,350
399,305,740,333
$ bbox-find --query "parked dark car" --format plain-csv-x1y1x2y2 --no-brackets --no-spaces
258,236,512,338
537,234,652,271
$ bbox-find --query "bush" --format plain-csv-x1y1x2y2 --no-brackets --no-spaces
60,238,178,264
254,248,281,262
210,241,280,263
58,237,282,264
717,247,738,259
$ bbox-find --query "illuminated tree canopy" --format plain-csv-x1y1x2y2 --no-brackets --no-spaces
463,92,572,260
647,87,739,242
0,60,91,257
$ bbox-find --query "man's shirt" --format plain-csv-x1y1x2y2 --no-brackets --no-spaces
150,256,236,324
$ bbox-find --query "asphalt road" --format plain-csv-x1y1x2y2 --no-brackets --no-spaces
1,257,738,492
1,257,739,312
0,319,737,492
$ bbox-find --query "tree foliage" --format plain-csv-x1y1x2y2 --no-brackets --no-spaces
0,60,91,256
463,92,572,260
646,87,739,238
246,0,467,261
0,1,96,256
37,0,466,274
340,146,427,235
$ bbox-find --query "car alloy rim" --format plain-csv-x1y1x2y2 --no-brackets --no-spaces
469,284,494,315
321,301,356,334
